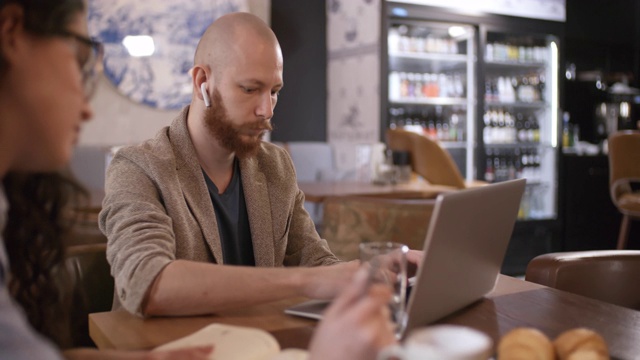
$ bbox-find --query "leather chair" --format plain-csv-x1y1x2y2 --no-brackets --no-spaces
67,208,107,246
321,195,435,260
525,250,640,310
66,243,114,347
386,129,484,189
608,130,640,249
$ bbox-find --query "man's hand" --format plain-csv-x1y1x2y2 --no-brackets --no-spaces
299,261,359,299
406,249,424,278
299,249,423,300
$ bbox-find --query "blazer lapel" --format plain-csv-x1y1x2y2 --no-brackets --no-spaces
240,155,275,266
169,107,224,263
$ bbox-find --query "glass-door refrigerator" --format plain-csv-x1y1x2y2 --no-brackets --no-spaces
478,27,562,274
383,2,564,274
480,30,560,222
386,20,476,180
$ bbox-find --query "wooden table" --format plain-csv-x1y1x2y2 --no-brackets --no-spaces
89,297,316,352
90,275,640,359
298,181,456,203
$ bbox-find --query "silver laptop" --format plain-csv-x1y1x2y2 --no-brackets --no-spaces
285,179,526,336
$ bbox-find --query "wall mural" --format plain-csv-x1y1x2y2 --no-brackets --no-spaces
327,0,381,145
88,0,248,110
328,54,380,143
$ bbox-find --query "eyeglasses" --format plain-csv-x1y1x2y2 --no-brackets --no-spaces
54,30,104,99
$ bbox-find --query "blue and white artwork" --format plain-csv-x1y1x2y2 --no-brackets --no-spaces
88,0,248,110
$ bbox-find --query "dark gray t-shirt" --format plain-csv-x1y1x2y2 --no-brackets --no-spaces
0,185,63,359
202,160,255,266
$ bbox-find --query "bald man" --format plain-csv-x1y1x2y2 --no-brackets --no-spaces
99,13,356,317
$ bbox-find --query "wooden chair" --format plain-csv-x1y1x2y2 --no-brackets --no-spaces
66,243,113,347
525,250,640,310
387,129,479,189
608,130,640,249
386,127,414,154
321,195,436,261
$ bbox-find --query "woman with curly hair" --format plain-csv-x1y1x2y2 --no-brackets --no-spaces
0,1,397,359
0,0,213,358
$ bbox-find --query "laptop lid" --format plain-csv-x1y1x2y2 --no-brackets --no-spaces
284,179,525,334
403,178,525,335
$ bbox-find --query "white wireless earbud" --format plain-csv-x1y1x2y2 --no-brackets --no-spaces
201,82,211,107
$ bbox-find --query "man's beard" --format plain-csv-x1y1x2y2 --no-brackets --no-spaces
203,89,273,158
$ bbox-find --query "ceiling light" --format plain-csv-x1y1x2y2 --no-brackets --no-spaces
123,35,155,57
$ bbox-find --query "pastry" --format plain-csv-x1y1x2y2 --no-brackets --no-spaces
554,328,609,360
498,327,555,360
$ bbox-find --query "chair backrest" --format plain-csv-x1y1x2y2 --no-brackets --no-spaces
386,127,414,153
66,243,113,347
608,130,640,202
321,195,436,260
387,129,465,189
525,250,640,310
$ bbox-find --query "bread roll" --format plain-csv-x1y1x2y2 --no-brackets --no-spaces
554,328,609,360
498,327,555,360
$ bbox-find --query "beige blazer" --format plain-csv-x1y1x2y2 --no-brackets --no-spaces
99,106,339,315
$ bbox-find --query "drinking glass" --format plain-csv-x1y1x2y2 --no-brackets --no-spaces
359,241,409,338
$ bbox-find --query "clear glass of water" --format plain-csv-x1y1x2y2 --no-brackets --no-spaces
359,241,409,338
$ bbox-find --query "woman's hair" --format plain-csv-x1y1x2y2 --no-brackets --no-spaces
1,0,87,348
3,172,87,349
0,0,86,73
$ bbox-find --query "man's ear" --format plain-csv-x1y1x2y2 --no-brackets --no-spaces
0,4,26,65
192,64,212,102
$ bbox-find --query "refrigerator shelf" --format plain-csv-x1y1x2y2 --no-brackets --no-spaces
389,58,467,73
390,97,468,106
439,141,468,149
524,180,546,186
483,142,556,147
485,60,546,68
484,142,542,147
485,100,547,109
389,51,468,63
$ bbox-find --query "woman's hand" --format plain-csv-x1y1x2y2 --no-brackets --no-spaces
308,267,398,360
